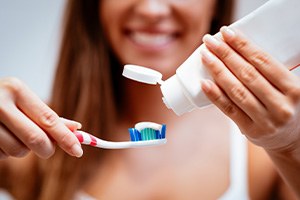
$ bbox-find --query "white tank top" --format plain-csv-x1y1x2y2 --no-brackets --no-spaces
219,121,249,200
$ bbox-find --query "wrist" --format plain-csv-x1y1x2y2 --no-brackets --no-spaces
247,130,300,154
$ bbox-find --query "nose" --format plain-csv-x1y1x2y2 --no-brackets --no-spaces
134,0,171,22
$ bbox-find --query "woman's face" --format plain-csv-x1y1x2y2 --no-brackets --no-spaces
100,0,216,77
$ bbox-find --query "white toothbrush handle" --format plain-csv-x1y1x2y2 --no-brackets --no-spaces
74,130,166,149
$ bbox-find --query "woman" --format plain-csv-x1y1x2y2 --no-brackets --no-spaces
0,0,299,199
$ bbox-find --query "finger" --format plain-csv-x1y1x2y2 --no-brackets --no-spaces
203,32,290,121
200,79,252,130
14,84,83,158
220,26,299,94
200,45,269,128
60,118,82,132
0,102,55,158
0,123,29,158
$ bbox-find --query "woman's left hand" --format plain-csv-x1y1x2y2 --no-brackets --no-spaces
200,26,300,153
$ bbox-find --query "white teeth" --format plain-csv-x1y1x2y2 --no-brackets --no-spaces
130,32,173,46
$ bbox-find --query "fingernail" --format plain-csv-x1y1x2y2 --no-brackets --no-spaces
201,79,212,93
72,143,83,158
76,122,82,129
203,34,221,47
221,26,235,38
201,48,216,64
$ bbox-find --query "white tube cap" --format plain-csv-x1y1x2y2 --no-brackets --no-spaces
122,64,195,115
160,75,195,115
122,64,163,85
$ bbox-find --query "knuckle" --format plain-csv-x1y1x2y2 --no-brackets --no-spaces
218,46,232,60
288,86,300,102
39,109,59,128
239,66,259,84
6,145,29,158
26,133,47,149
212,66,226,80
0,77,24,113
234,38,248,52
211,92,238,117
262,121,277,135
276,104,294,123
0,77,25,97
230,86,248,104
249,51,271,68
222,103,238,116
209,88,223,103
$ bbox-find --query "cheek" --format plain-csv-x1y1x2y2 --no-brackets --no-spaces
99,2,123,47
186,8,215,35
177,11,214,57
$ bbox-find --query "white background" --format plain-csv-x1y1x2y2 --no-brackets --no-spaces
1,0,297,101
0,0,65,101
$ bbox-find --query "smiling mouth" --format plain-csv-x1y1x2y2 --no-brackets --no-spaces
127,31,179,49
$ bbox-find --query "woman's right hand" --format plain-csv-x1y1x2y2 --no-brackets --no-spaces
0,77,83,159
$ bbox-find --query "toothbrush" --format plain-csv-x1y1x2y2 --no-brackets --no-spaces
74,122,167,149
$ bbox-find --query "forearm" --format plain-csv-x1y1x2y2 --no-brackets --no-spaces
267,147,300,198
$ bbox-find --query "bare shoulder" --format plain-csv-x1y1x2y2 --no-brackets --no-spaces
247,142,297,199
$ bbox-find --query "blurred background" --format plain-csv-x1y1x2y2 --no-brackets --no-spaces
1,0,297,102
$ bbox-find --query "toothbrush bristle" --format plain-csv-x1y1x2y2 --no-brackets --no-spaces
129,128,141,141
140,128,155,140
129,124,166,142
161,124,166,139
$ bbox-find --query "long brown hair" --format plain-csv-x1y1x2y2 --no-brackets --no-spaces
4,0,234,199
38,1,116,199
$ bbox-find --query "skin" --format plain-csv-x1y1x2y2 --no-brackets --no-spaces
0,0,299,199
100,0,216,77
0,78,82,159
201,27,300,197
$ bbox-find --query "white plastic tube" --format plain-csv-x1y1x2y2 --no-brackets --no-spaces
160,0,300,115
